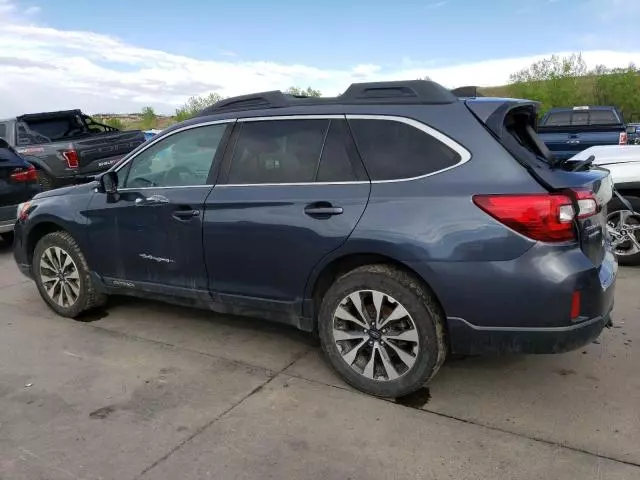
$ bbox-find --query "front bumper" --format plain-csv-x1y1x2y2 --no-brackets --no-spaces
0,204,17,233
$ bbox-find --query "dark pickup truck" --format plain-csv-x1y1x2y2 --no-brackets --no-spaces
0,110,146,190
537,106,628,161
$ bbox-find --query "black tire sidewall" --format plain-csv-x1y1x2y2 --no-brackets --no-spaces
36,170,54,191
608,195,640,266
33,233,90,317
318,268,442,397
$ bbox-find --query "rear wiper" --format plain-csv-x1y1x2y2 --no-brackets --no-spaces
551,154,595,171
568,154,595,171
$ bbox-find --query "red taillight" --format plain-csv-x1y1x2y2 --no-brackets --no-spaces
10,165,37,182
570,290,581,320
62,149,79,168
619,131,628,145
473,190,598,242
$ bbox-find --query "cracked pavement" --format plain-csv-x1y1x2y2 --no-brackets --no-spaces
0,240,639,479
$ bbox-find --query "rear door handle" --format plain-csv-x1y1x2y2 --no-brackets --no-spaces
304,204,344,217
172,209,200,220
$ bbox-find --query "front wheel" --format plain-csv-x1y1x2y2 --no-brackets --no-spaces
607,196,640,266
33,231,107,317
318,265,446,398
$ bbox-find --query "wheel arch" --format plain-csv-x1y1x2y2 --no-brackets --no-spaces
25,220,67,264
306,252,447,332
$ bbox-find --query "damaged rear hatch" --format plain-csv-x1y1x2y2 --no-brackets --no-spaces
464,97,614,268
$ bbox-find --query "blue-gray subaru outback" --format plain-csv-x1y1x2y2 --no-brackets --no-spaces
12,80,617,397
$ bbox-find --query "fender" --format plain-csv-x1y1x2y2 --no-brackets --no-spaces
19,154,55,176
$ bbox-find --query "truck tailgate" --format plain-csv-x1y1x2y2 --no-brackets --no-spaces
538,130,623,161
73,131,145,174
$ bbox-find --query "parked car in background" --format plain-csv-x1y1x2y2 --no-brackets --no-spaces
570,145,640,265
0,138,40,243
12,80,616,398
0,110,146,191
537,106,628,161
626,123,640,145
143,129,162,141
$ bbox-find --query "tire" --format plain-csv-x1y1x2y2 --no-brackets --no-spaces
33,231,107,318
607,196,640,266
0,232,14,244
318,264,446,398
36,169,56,191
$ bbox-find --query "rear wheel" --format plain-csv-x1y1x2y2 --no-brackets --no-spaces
607,196,640,266
36,169,56,191
318,265,446,398
33,231,107,318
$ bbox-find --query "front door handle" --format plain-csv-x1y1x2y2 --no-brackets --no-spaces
172,209,200,220
304,203,344,217
135,194,170,206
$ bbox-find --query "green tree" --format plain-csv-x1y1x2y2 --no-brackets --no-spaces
175,92,225,122
141,106,157,130
508,54,591,114
507,53,640,120
285,86,322,97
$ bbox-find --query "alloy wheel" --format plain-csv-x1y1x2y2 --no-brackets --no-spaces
607,210,640,256
39,246,81,308
332,290,420,381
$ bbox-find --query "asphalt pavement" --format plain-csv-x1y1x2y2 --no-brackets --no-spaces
0,239,638,480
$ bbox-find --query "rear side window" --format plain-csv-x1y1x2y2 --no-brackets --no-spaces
348,119,461,181
316,120,362,182
0,123,6,140
227,119,329,184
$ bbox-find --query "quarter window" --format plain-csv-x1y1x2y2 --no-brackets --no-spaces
120,124,228,188
227,119,329,184
349,119,461,181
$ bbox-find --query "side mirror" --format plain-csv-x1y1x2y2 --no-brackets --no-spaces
99,171,118,194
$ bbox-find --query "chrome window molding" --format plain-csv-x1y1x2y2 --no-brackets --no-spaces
112,114,471,190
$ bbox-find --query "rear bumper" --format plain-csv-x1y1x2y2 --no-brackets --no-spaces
406,242,617,356
447,308,612,355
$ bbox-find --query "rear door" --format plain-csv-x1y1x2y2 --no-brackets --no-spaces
203,116,370,307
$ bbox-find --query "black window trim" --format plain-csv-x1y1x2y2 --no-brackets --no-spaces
113,119,236,191
218,114,470,187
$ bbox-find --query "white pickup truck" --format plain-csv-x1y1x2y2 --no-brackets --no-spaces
571,145,640,265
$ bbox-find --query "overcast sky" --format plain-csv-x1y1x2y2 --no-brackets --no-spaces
1,0,638,116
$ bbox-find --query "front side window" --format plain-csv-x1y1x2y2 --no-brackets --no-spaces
349,119,461,181
227,119,329,184
120,124,228,188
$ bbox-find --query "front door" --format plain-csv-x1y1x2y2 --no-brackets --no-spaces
203,117,370,309
85,121,233,293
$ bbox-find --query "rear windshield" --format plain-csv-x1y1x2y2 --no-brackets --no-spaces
543,109,620,127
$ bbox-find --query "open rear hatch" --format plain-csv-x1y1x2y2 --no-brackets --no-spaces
465,98,613,267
